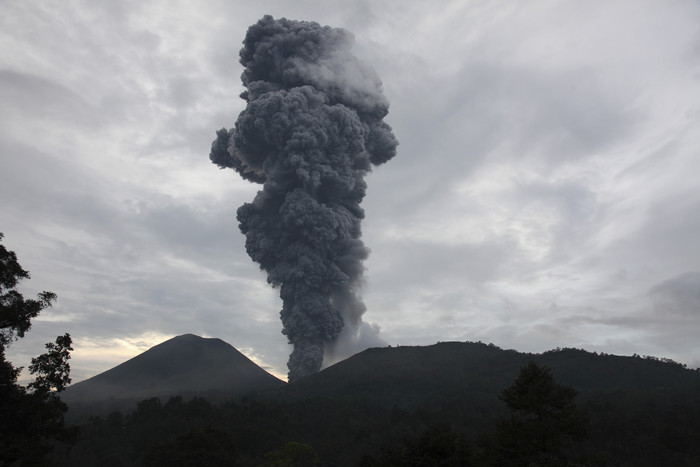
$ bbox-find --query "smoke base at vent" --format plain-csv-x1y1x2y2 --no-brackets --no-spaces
210,16,397,382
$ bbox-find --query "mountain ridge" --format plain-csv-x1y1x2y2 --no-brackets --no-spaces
281,341,700,409
58,336,700,465
63,334,700,418
62,334,285,414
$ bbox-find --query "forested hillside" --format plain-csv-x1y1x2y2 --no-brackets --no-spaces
55,342,700,466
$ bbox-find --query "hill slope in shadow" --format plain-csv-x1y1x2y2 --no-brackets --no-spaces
282,341,700,408
62,334,284,414
56,339,700,465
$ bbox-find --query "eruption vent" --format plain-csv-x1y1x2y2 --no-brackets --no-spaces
210,16,398,382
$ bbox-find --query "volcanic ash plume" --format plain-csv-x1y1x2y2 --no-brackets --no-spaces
210,16,397,382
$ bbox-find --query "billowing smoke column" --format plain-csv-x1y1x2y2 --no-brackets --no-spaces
210,16,397,382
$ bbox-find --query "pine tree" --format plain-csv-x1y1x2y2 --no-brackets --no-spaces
490,361,589,466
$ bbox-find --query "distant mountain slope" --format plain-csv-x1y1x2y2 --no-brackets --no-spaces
282,341,700,408
58,340,700,465
63,336,700,429
62,334,284,410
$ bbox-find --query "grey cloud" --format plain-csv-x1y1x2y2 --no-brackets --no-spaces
650,272,700,317
604,197,700,276
510,179,602,265
0,138,122,235
0,69,103,127
365,58,636,228
369,237,516,289
166,77,198,109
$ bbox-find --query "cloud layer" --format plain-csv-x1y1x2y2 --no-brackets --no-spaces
2,0,699,381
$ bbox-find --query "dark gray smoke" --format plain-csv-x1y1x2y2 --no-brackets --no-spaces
210,16,397,382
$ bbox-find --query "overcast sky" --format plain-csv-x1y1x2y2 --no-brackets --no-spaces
2,0,699,383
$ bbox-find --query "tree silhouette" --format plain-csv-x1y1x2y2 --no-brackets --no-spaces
261,441,320,467
489,361,589,466
362,424,471,466
144,427,239,466
0,233,76,464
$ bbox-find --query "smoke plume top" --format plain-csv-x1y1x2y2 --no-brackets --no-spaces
210,15,397,382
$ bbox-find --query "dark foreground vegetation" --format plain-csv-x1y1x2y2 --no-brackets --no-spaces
55,347,700,466
1,233,76,465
